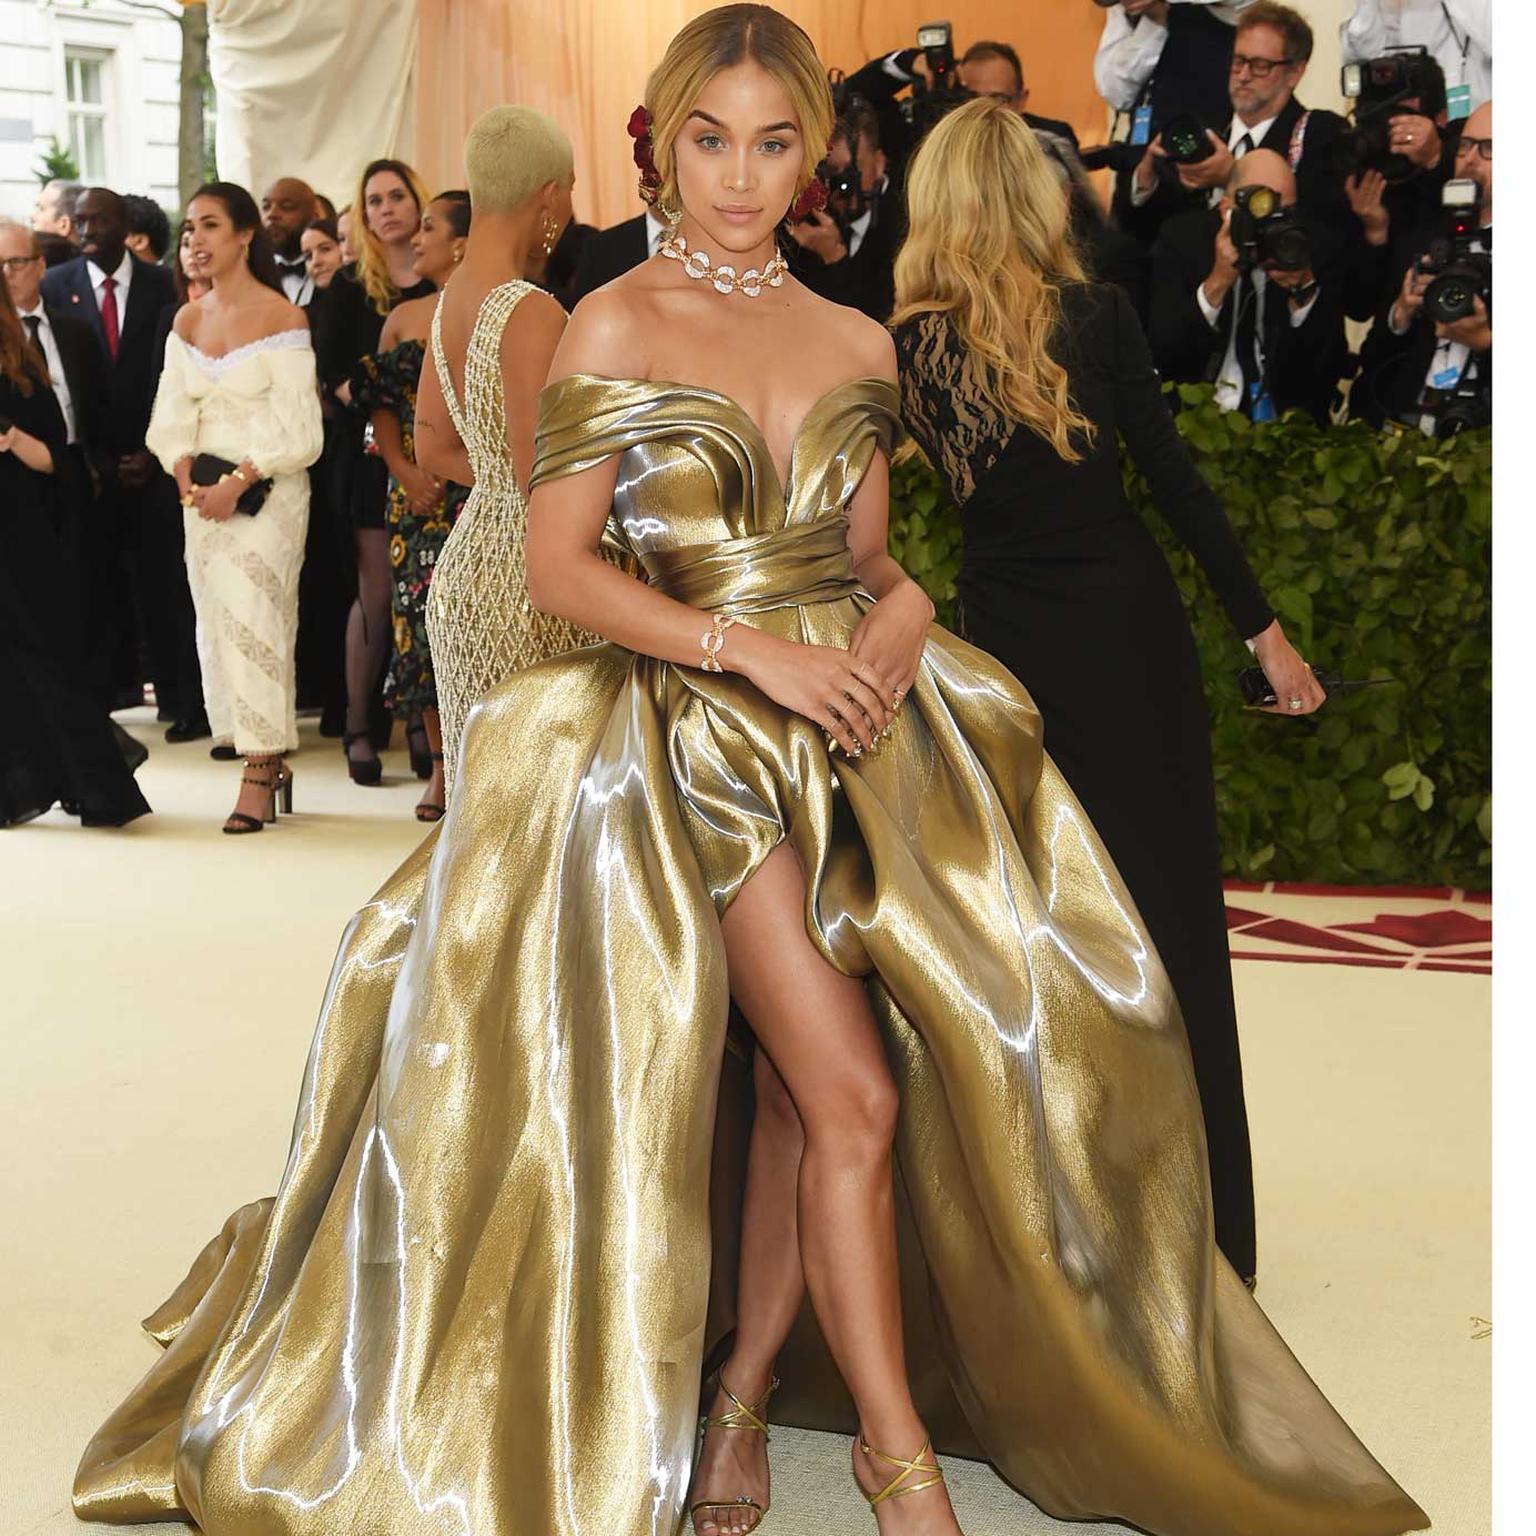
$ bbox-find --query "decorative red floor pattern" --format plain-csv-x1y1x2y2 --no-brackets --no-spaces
1223,882,1492,974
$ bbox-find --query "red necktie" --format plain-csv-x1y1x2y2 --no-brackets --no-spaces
100,274,120,361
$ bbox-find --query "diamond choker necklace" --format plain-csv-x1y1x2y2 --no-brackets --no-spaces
659,230,787,298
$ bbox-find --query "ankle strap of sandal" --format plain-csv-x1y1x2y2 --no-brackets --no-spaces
858,1436,943,1505
701,1374,780,1437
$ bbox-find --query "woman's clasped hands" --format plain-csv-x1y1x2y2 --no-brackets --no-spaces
734,580,933,758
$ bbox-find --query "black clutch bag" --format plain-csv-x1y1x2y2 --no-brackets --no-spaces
190,453,272,516
1237,665,1398,707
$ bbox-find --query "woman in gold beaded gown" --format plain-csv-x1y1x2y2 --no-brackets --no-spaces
72,11,1428,1536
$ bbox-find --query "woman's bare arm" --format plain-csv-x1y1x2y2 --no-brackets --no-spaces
414,313,473,485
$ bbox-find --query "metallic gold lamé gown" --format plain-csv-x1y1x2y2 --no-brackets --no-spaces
73,375,1429,1536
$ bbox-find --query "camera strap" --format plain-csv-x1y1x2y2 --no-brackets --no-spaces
1286,110,1311,171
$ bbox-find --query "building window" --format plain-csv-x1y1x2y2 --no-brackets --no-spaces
64,49,110,182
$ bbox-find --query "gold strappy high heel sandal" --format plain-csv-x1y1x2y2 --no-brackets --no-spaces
855,1434,946,1510
688,1373,780,1534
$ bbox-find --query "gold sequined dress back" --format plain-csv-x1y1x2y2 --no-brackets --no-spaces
425,280,590,781
72,376,1427,1536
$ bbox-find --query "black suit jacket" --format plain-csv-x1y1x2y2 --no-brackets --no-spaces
568,215,650,307
1149,205,1347,426
41,255,177,457
44,305,112,472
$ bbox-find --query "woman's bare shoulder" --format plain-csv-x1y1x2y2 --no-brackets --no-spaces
380,292,435,348
256,290,309,338
171,295,208,342
798,288,896,382
551,282,652,384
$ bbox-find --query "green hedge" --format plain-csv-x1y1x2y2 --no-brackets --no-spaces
887,386,1492,887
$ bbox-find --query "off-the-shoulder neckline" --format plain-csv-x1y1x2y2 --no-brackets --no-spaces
174,327,312,374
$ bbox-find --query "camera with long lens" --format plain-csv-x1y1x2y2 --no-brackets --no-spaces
1334,47,1445,182
1417,178,1491,324
1229,184,1312,272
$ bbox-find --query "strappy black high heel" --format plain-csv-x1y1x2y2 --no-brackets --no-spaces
224,756,283,834
415,752,445,823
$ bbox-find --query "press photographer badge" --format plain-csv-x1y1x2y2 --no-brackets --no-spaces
1130,103,1152,147
1446,84,1472,122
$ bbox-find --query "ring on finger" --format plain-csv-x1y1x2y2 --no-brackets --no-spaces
1288,696,1303,711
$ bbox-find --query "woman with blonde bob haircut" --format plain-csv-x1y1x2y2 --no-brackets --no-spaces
71,14,1424,1536
894,95,1323,1294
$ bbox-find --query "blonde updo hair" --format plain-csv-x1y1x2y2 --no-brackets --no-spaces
464,106,574,214
645,3,833,220
891,98,1095,464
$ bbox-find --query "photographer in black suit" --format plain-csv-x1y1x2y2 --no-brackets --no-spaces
785,105,904,322
1127,4,1349,241
41,188,190,727
844,34,1081,183
1149,147,1347,425
1352,98,1491,434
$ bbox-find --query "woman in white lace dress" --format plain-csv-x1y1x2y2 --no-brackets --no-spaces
147,182,323,832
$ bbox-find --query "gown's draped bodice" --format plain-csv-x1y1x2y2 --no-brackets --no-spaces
72,375,1427,1536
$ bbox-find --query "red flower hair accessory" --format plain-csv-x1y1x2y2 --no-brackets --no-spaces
790,178,828,220
627,104,663,204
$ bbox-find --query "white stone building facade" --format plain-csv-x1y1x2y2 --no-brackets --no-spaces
0,0,182,225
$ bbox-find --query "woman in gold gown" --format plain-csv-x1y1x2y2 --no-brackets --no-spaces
72,9,1428,1536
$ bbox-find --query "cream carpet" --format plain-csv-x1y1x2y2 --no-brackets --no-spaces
3,711,1489,1535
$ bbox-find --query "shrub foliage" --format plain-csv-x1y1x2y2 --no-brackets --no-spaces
886,386,1491,887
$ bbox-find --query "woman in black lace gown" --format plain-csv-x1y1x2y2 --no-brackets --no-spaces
892,99,1326,1287
1,285,150,828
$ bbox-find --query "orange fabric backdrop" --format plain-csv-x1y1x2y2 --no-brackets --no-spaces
412,1,1110,230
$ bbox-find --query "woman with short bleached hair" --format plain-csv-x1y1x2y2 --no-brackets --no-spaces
413,103,592,782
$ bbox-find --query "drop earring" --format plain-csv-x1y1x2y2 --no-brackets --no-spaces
540,213,559,256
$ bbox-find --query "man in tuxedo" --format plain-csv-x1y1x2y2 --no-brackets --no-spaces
567,204,673,306
787,106,905,322
1149,147,1348,425
1128,3,1349,239
262,177,321,304
40,188,194,730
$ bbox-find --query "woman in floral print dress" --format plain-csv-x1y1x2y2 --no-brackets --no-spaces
350,190,471,820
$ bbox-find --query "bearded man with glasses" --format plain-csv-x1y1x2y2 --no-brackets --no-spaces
1129,2,1352,246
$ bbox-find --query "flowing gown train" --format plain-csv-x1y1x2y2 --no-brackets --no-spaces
73,373,1428,1536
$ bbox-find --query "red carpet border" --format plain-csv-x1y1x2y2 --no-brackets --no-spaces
1224,882,1492,974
